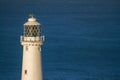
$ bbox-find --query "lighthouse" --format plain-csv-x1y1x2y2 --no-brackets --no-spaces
20,16,44,80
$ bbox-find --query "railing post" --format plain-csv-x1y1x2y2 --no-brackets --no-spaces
41,36,45,42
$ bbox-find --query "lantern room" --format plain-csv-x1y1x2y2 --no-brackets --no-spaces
24,17,41,37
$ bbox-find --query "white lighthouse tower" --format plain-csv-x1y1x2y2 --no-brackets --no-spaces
20,16,44,80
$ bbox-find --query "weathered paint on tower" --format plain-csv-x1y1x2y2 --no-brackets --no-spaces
20,16,44,80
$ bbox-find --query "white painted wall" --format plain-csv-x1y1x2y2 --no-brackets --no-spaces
21,44,42,80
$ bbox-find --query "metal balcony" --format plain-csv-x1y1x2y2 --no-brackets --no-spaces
20,36,45,42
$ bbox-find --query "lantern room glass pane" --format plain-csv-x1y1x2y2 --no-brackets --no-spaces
24,25,40,37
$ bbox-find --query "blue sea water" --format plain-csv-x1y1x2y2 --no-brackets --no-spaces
0,0,120,80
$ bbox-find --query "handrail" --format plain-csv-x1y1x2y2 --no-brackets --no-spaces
20,36,45,42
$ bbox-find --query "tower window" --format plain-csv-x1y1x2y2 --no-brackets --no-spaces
38,46,39,51
25,70,27,75
26,46,28,51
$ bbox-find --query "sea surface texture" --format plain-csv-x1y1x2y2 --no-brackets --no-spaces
0,0,120,80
